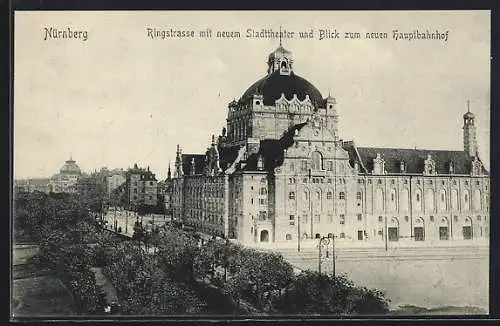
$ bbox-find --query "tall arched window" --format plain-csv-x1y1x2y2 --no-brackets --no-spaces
439,189,447,211
414,189,422,212
311,151,323,170
375,188,384,211
315,191,321,201
414,217,425,241
474,189,481,210
389,189,397,212
400,188,409,211
451,189,458,210
439,217,450,240
463,190,470,211
426,189,435,211
303,190,309,201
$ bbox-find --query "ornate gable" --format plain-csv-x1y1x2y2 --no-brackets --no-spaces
423,154,436,175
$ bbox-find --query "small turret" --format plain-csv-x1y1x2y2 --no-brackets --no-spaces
463,100,478,157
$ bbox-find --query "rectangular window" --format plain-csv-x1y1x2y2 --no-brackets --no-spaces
463,226,472,240
357,214,362,221
328,214,333,223
314,214,320,223
289,215,295,220
259,211,267,220
259,198,267,205
327,161,333,171
388,227,399,241
358,230,364,241
302,160,308,171
439,226,449,240
340,214,345,225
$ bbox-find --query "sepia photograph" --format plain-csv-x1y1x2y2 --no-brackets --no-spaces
11,10,490,319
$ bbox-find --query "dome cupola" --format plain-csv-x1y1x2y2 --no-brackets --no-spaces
60,156,81,175
241,45,323,107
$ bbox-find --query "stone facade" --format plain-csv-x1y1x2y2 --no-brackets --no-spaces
107,172,126,198
168,46,489,246
124,164,158,206
47,157,82,193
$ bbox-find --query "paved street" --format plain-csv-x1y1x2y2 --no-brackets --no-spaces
101,208,170,238
261,244,489,312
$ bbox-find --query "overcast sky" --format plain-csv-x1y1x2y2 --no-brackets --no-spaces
14,10,490,180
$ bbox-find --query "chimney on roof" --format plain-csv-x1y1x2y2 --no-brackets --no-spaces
257,155,264,170
190,157,196,176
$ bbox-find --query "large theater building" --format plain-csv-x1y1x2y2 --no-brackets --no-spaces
169,45,489,246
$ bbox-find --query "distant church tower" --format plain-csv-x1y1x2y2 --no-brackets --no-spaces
463,100,478,157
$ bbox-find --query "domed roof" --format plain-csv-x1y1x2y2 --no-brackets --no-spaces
60,157,81,175
241,71,324,106
463,111,475,119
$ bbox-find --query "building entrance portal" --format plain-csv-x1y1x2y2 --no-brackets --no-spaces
260,230,269,242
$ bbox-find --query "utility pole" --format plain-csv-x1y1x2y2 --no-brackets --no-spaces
297,215,301,252
332,233,336,279
125,211,128,234
318,238,322,274
384,215,388,251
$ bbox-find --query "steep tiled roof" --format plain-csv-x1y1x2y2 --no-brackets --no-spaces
218,145,240,171
241,71,324,107
181,154,205,175
242,122,308,172
343,142,488,175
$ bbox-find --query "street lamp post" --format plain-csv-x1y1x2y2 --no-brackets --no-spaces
114,205,117,231
384,215,388,251
332,233,336,279
297,215,301,252
125,210,128,234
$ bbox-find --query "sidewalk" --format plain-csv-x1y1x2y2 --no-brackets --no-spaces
91,267,118,304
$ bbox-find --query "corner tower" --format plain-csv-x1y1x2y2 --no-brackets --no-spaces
463,100,478,157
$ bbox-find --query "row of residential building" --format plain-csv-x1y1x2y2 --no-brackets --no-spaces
14,159,163,208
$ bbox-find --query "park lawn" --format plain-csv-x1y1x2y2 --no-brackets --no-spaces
12,275,76,318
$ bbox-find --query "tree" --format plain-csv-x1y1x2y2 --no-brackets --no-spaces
132,221,145,248
273,271,390,315
102,242,207,315
155,226,199,282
